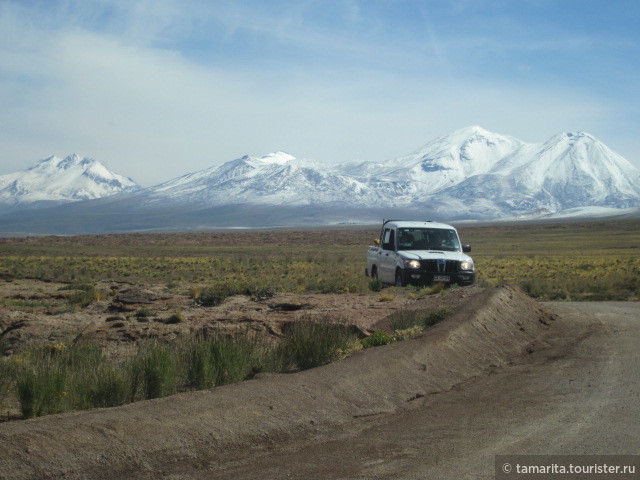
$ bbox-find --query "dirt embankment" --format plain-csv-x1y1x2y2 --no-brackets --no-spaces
0,286,555,480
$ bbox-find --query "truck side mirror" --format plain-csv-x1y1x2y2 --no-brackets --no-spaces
374,238,380,246
462,244,472,253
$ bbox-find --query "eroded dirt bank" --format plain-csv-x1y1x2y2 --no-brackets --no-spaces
210,301,640,480
0,286,555,479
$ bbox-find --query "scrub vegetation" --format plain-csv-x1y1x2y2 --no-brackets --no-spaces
458,219,640,301
0,219,638,300
1,322,361,419
1,219,638,419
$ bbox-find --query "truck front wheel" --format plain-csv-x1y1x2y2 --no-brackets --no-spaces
395,269,406,287
371,266,378,279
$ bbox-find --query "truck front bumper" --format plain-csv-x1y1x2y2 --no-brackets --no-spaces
403,270,475,287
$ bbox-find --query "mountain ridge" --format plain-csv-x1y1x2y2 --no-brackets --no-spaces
0,154,140,208
138,152,381,207
1,127,639,234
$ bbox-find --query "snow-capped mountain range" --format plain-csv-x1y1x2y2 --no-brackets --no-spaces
0,154,139,207
432,130,640,218
139,151,381,207
131,125,640,219
366,126,640,218
1,126,639,233
337,126,526,196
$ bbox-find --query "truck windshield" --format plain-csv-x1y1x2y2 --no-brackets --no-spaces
396,228,460,252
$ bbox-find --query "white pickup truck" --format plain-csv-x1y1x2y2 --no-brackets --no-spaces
365,220,475,287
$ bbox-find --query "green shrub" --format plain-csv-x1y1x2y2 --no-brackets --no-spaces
63,344,104,369
251,285,277,301
425,282,446,295
361,331,395,348
519,278,547,298
16,353,70,419
52,344,133,410
280,317,357,370
132,342,179,400
7,334,283,418
389,307,452,333
76,362,131,409
7,317,402,419
135,307,154,318
368,278,383,292
0,357,16,408
420,308,451,328
65,283,103,308
208,334,257,385
389,310,421,331
11,343,131,415
164,311,184,324
181,336,217,390
250,338,287,374
195,286,230,306
195,281,277,306
178,333,281,389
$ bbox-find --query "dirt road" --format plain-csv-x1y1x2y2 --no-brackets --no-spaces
1,292,638,479
203,302,640,479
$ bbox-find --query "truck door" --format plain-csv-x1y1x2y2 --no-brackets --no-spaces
379,228,397,283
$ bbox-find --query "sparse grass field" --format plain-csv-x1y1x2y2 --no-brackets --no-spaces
1,219,638,419
0,219,638,300
457,219,640,300
0,246,366,294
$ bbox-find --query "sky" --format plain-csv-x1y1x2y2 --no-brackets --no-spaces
1,0,639,186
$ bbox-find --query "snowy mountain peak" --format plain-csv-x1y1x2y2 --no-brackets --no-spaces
35,154,105,172
537,131,623,166
350,126,526,193
409,126,524,168
258,151,296,165
435,128,640,216
548,131,598,145
562,131,593,139
0,154,140,206
63,153,83,164
142,149,381,207
436,125,524,149
449,125,495,139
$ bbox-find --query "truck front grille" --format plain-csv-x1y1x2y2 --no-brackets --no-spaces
420,260,458,273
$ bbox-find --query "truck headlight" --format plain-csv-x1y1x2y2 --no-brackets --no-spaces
404,259,421,269
460,261,474,271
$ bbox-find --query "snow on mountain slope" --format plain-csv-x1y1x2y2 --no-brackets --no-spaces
428,130,640,217
131,129,640,218
3,127,639,231
0,154,139,206
508,132,640,205
141,152,386,207
341,126,525,195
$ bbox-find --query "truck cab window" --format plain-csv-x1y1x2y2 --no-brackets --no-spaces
382,229,395,251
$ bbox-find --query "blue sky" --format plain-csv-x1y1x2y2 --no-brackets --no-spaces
1,0,638,185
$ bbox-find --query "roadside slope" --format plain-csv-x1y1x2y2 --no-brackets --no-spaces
209,301,640,479
0,286,555,479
